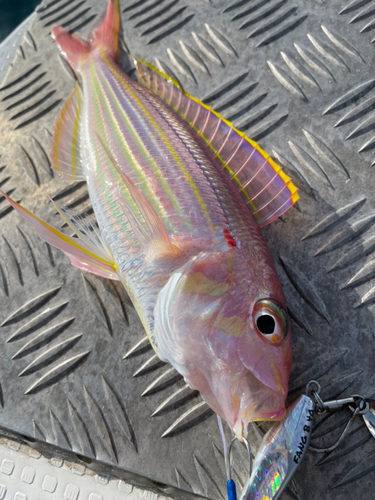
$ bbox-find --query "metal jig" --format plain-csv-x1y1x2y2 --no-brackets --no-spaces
218,382,373,499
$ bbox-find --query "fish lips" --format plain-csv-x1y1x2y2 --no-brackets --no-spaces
237,374,288,425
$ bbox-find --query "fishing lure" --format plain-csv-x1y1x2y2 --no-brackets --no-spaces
1,0,299,438
239,394,314,500
226,381,375,500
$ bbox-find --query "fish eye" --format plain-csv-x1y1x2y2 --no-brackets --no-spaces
253,299,289,344
256,314,275,334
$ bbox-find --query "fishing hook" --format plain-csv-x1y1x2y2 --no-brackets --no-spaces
217,416,252,500
308,406,360,453
226,436,252,500
226,436,252,481
306,380,370,453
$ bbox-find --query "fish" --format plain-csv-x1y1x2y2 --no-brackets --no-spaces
1,0,298,438
240,395,314,500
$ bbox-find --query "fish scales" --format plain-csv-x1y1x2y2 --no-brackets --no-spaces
89,57,220,232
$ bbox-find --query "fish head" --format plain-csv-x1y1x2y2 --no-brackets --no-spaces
205,249,292,436
154,247,292,437
232,296,292,435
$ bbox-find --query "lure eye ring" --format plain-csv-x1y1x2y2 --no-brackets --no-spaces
253,299,289,345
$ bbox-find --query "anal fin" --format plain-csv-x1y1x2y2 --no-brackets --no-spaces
136,59,299,227
2,191,118,280
51,82,85,182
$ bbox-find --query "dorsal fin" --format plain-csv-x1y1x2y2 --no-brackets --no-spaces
135,59,299,227
51,82,84,182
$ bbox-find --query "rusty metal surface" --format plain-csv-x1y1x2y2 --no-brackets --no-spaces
0,0,375,499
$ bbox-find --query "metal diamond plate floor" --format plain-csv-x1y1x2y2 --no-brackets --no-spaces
1,0,375,499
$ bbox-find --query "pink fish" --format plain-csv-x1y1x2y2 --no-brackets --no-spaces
2,0,298,438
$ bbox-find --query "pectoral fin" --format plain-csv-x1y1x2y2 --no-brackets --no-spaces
136,59,299,227
2,191,118,280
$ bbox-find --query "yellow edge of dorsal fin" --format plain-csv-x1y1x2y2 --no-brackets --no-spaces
135,58,299,225
136,58,299,201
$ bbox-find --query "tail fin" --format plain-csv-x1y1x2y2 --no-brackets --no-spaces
52,0,120,72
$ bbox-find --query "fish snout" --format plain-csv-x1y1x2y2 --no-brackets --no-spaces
235,375,288,434
237,322,292,398
256,389,287,421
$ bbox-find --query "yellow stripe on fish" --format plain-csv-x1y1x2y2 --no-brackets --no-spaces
101,54,216,237
71,89,81,178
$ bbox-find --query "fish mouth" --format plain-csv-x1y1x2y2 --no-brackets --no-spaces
233,403,286,438
235,371,288,424
258,407,286,421
241,401,286,425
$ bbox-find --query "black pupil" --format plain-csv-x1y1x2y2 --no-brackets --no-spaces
257,315,275,335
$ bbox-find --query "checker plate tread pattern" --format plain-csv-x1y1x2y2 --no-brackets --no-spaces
0,0,375,498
